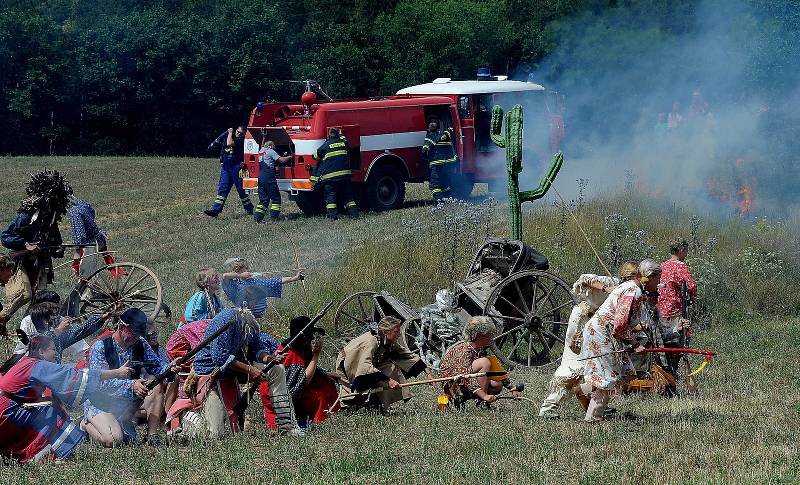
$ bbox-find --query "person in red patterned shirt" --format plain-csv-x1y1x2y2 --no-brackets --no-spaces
657,239,697,369
439,316,519,407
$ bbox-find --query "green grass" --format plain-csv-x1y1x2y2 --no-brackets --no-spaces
0,156,798,484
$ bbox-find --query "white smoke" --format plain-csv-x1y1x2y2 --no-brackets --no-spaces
510,0,800,217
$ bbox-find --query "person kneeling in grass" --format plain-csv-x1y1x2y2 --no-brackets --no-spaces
0,335,135,463
83,308,179,447
261,316,340,429
335,316,433,413
439,316,519,408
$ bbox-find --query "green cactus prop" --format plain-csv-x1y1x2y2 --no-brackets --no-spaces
490,104,564,240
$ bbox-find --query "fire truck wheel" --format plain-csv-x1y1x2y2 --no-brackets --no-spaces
294,192,324,216
364,164,405,211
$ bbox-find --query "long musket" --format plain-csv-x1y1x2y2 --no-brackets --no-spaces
336,371,508,400
7,243,95,260
231,301,334,419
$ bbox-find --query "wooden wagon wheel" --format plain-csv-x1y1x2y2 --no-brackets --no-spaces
401,318,449,371
483,270,576,368
70,262,163,323
333,291,380,345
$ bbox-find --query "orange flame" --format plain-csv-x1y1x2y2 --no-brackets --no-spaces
735,184,753,216
706,179,755,217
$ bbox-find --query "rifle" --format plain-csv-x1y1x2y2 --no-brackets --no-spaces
8,243,90,260
679,281,698,392
144,316,238,391
231,301,334,423
336,371,509,400
680,281,690,346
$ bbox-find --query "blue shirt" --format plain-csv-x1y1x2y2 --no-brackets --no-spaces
221,277,282,316
68,198,105,246
84,337,169,416
258,332,280,355
183,290,223,326
192,308,273,375
1,211,63,251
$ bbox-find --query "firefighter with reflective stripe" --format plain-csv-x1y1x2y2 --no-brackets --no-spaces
311,127,359,220
204,127,255,217
254,140,292,222
422,119,458,201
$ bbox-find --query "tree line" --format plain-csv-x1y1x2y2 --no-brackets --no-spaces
0,0,796,156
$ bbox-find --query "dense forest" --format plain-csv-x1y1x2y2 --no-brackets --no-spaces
1,0,797,156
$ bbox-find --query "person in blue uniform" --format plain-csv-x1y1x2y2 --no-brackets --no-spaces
422,119,459,201
254,140,293,222
204,127,255,217
311,128,359,220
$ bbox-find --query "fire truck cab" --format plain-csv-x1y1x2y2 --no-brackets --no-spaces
243,70,564,215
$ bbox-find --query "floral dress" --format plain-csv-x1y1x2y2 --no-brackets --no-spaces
581,280,644,390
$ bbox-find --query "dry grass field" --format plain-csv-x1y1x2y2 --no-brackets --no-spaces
0,156,797,484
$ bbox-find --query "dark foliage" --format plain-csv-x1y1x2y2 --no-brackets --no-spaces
0,0,796,156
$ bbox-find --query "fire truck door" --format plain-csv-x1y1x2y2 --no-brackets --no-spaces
450,104,467,164
338,125,361,171
245,126,295,176
456,95,475,164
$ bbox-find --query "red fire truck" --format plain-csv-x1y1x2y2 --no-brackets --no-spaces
243,70,565,214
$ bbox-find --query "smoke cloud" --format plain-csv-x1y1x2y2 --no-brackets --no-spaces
512,0,800,217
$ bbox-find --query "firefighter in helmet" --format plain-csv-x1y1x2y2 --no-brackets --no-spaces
254,140,293,222
422,118,458,202
311,127,359,220
204,126,255,217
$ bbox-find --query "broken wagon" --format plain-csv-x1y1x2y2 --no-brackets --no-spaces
333,239,576,369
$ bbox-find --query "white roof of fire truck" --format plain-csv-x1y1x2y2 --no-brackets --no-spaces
396,77,545,96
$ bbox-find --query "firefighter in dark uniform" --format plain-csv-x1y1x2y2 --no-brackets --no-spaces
311,127,359,220
422,119,458,201
204,126,255,217
254,140,293,222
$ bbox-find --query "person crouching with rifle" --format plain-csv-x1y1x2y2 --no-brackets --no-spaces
82,308,181,447
181,285,306,438
335,316,434,414
261,315,340,430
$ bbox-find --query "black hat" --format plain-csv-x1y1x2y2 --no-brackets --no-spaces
289,316,325,342
120,308,148,338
